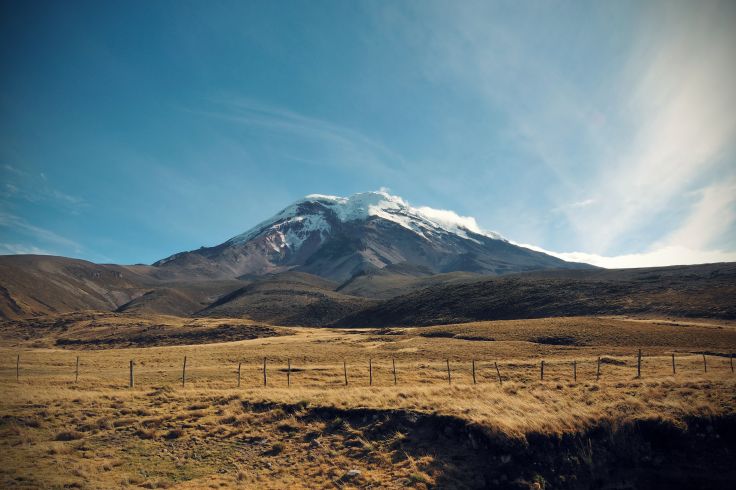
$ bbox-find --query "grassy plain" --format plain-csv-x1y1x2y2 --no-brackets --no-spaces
1,315,735,489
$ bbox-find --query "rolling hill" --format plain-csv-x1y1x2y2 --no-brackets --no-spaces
336,263,736,326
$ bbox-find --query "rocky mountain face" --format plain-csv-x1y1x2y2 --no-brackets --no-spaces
154,191,591,282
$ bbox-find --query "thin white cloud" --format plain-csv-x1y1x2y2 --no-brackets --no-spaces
552,199,597,213
665,180,736,250
0,164,86,208
569,199,595,209
193,97,406,179
2,164,24,175
520,178,736,268
415,206,485,236
49,189,85,206
0,243,53,255
526,245,736,269
0,212,81,251
1,183,19,197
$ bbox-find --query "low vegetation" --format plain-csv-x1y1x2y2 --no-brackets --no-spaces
1,315,735,488
338,263,736,326
0,312,289,349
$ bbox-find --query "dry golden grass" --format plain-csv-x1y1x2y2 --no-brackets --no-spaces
0,311,287,349
1,315,735,488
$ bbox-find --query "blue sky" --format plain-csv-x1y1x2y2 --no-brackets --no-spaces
1,0,734,267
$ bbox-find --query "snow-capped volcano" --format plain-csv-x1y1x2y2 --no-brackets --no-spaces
154,191,590,281
227,191,504,252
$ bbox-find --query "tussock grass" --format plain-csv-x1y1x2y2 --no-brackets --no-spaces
1,315,735,488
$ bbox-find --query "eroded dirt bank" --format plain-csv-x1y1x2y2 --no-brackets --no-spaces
2,391,735,489
263,402,736,489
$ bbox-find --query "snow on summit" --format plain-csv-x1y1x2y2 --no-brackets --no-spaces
155,190,583,280
228,191,505,251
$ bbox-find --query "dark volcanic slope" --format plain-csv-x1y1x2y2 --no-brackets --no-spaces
114,280,245,317
196,272,375,326
336,263,736,327
336,262,482,299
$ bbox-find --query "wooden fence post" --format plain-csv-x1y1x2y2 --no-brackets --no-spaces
369,358,372,386
494,361,502,386
237,362,241,388
287,359,291,387
129,360,134,388
703,353,707,373
472,359,476,385
637,350,642,378
392,358,397,385
343,360,348,386
540,360,545,381
672,353,676,375
596,356,601,381
573,360,577,382
182,356,187,388
446,359,451,385
263,358,267,387
75,356,79,383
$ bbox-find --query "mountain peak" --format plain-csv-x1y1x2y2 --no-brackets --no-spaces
154,190,590,281
229,190,505,250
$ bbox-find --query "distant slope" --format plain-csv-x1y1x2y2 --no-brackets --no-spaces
196,272,375,326
336,263,736,327
114,280,245,317
3,255,734,327
336,263,482,299
0,311,290,349
0,255,245,320
0,255,393,323
0,255,155,319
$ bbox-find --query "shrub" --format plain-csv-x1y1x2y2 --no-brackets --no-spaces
164,429,183,439
55,430,84,441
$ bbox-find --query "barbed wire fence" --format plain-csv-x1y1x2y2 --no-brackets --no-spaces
3,351,735,389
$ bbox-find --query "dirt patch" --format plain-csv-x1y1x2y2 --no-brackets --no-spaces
600,356,627,365
454,334,496,341
54,324,288,349
532,335,583,346
419,330,457,339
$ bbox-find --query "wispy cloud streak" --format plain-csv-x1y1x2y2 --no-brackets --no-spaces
193,98,406,179
384,0,736,265
0,212,81,252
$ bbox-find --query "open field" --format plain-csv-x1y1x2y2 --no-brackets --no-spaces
0,312,291,349
2,315,736,489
